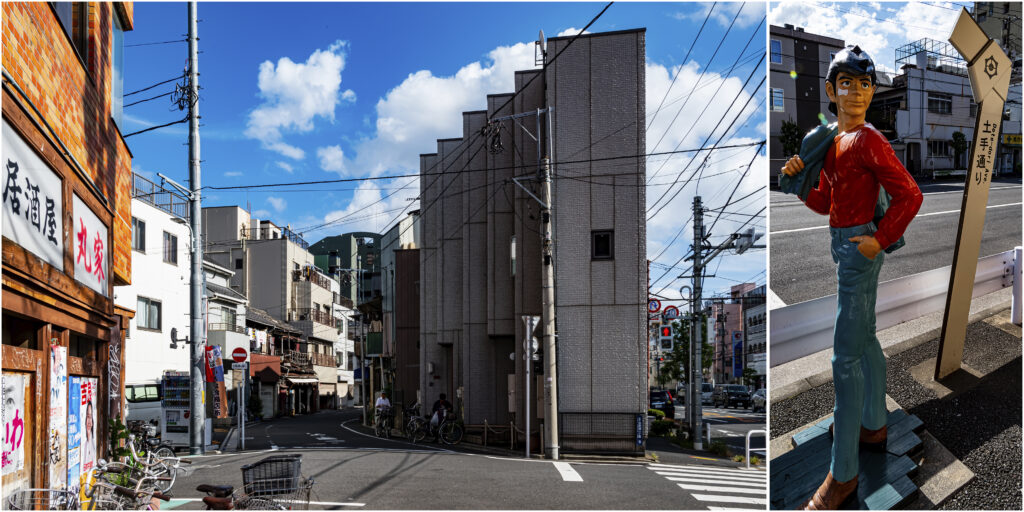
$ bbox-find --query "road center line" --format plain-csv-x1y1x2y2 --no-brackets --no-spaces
770,201,1022,235
553,461,584,482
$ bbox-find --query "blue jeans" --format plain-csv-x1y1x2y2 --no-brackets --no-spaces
829,222,886,482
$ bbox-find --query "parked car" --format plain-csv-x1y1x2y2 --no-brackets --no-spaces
751,388,766,413
675,384,686,404
712,384,752,409
125,382,162,426
649,389,675,419
701,382,714,405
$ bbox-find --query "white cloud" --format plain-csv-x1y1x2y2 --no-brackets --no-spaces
341,90,357,103
320,41,537,181
252,209,271,219
556,27,590,37
224,171,243,177
311,180,413,235
674,2,763,29
768,1,958,72
132,164,154,180
266,196,287,213
276,161,294,173
245,40,353,160
317,145,347,174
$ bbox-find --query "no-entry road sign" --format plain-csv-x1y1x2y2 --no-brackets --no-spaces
232,347,248,363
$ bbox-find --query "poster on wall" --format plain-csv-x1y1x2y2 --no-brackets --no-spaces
1,119,65,270
205,345,229,419
72,194,109,297
67,377,81,496
2,373,27,476
79,378,98,479
49,345,68,490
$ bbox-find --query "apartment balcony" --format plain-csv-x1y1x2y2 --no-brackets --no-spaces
292,267,332,292
291,308,338,328
311,352,337,368
208,323,246,334
283,350,313,373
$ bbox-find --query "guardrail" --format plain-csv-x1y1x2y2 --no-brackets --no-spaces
745,429,766,469
771,248,1019,367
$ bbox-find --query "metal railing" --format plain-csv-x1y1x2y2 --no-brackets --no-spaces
239,226,309,250
746,429,766,469
208,323,245,334
292,308,338,328
292,267,332,291
771,248,1019,366
310,352,336,368
132,173,189,220
558,412,645,455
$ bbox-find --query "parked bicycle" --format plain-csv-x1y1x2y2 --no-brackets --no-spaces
196,454,314,510
124,433,190,493
430,408,464,445
403,402,428,443
85,458,177,510
6,489,79,510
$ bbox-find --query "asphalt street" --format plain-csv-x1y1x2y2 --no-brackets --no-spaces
672,405,767,457
769,179,1022,305
164,409,766,510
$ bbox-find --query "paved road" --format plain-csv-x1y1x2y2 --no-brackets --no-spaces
769,179,1022,305
165,409,765,510
671,404,766,458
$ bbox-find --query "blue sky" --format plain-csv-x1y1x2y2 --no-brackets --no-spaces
123,1,767,300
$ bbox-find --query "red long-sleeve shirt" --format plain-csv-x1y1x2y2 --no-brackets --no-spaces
805,123,923,250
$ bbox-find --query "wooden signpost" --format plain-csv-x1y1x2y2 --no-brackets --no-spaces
935,8,1013,380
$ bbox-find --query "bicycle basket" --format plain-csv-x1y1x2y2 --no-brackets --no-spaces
6,489,80,511
236,477,313,509
241,455,302,495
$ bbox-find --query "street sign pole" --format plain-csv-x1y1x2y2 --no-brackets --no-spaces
936,9,1013,380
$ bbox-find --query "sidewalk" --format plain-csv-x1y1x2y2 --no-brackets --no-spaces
770,304,1022,509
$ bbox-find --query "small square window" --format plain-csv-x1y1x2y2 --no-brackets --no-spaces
132,217,146,252
592,230,614,260
163,232,178,264
235,258,244,269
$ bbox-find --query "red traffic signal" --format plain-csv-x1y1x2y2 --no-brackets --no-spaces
660,326,671,337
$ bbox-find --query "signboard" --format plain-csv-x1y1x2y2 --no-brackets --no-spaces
662,305,680,320
205,346,229,419
647,299,661,314
67,378,81,496
231,362,247,370
73,194,109,297
2,373,27,476
232,347,248,363
78,378,97,482
1002,133,1021,146
732,331,743,377
2,119,64,270
937,9,1013,379
635,414,643,446
49,345,68,490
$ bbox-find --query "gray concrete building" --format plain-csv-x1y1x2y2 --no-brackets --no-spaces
418,29,647,453
310,233,383,304
974,2,1022,175
768,24,845,174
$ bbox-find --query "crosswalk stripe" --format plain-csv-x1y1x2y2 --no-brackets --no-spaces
656,471,765,484
653,468,765,478
649,465,765,477
660,475,765,487
678,484,765,494
651,463,763,473
693,494,768,505
707,507,762,511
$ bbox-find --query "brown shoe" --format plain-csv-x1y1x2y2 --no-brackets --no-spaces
828,423,888,452
802,472,858,510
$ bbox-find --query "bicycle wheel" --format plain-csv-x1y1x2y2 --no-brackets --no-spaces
439,422,463,445
151,445,177,493
408,418,427,443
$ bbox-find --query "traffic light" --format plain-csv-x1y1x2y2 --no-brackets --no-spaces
660,324,673,351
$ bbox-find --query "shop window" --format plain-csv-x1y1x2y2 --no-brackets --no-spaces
592,230,614,260
137,297,162,331
1,314,43,349
132,217,145,252
163,231,178,264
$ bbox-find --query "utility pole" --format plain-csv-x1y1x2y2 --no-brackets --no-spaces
187,0,205,456
541,133,559,460
689,196,704,450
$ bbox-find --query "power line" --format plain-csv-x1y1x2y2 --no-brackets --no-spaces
646,2,718,131
123,116,188,138
125,74,185,97
125,91,174,108
126,39,187,48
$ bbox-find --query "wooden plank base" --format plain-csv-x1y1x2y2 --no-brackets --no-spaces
771,410,925,510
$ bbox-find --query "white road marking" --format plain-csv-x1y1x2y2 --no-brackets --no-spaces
553,461,584,482
339,419,454,453
659,475,766,487
650,464,764,475
693,494,768,505
770,201,1022,235
678,484,765,494
654,470,765,483
768,287,787,310
922,185,1018,195
707,507,761,511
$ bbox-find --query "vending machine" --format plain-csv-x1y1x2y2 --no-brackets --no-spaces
160,370,211,448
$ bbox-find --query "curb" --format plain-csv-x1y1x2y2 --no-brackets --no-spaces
220,426,238,453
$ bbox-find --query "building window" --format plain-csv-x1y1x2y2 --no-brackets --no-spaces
52,3,87,63
770,88,785,112
235,258,244,269
928,93,953,115
132,217,146,252
163,232,178,264
111,10,124,130
928,140,952,157
592,230,614,260
222,307,236,328
137,297,162,330
770,39,782,64
970,100,978,118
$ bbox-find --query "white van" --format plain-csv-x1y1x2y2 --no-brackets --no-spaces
125,382,162,427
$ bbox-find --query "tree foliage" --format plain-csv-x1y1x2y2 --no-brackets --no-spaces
952,131,968,168
779,118,804,159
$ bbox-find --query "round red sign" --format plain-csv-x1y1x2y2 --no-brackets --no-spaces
232,347,248,363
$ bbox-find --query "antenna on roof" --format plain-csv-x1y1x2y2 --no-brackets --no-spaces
535,29,547,66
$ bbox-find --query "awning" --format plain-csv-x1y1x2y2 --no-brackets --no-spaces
286,378,319,384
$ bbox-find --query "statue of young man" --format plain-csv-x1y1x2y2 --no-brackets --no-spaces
781,46,923,510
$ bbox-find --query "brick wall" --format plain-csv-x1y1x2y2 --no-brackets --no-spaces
2,2,134,285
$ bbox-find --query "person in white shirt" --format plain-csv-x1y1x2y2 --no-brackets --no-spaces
375,392,391,411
